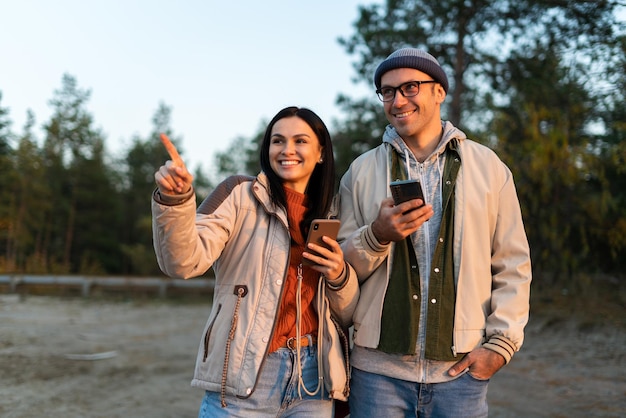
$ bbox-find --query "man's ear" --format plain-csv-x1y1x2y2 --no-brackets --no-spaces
435,84,447,104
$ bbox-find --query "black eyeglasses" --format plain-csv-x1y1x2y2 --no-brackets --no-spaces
376,80,437,102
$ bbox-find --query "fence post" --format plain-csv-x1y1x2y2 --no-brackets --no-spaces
82,279,92,297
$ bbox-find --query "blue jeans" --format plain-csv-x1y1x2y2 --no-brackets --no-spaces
198,346,333,418
349,367,489,418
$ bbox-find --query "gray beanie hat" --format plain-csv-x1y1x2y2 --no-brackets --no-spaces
374,48,449,93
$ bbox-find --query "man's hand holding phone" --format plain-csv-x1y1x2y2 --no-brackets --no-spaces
370,180,434,244
390,179,425,212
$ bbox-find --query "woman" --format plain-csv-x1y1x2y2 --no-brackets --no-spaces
152,106,358,417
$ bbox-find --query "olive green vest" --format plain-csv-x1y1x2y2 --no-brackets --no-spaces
378,140,461,360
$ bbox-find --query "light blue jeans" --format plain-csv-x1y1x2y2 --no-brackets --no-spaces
198,345,333,418
349,366,489,418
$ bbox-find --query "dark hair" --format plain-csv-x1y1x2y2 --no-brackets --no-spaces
259,106,336,236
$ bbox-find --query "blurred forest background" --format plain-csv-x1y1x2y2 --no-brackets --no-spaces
1,1,625,297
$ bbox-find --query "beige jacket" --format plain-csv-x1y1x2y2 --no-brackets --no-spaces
152,173,358,400
338,122,532,363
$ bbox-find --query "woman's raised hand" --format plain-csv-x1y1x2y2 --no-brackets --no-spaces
155,133,194,194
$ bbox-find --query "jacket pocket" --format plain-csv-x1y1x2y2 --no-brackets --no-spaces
203,303,222,362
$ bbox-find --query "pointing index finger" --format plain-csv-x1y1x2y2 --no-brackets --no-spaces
159,133,183,165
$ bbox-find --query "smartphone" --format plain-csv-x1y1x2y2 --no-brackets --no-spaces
303,219,341,266
390,179,425,210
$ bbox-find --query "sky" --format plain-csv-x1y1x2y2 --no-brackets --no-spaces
0,0,378,174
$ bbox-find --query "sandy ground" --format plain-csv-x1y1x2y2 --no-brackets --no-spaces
1,293,624,418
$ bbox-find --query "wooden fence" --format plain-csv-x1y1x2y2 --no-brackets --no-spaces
0,274,215,298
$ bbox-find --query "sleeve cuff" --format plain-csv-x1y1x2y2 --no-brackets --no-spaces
363,223,391,254
325,262,349,291
153,187,194,206
482,335,517,364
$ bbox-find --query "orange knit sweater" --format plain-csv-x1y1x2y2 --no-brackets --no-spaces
268,187,319,352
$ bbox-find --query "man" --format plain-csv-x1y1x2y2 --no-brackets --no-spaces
337,47,532,417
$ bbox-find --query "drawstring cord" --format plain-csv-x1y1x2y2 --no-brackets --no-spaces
220,286,245,407
404,148,411,180
295,263,324,399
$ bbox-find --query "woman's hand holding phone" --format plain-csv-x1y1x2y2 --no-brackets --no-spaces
302,219,345,281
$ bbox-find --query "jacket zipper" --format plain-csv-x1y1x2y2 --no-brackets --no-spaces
246,213,291,398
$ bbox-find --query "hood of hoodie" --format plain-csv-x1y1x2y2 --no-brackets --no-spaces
382,121,466,166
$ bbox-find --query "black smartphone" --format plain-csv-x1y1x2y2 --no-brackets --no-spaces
390,179,425,209
303,219,341,266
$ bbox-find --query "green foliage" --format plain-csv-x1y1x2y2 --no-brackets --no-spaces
0,1,624,283
212,125,263,182
482,3,626,283
0,94,18,271
6,112,50,272
334,0,626,283
120,214,162,276
0,92,11,155
37,74,119,273
0,78,174,275
331,94,387,181
192,165,214,203
120,102,184,274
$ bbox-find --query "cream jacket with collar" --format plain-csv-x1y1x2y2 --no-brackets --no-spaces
152,173,358,399
337,122,531,363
